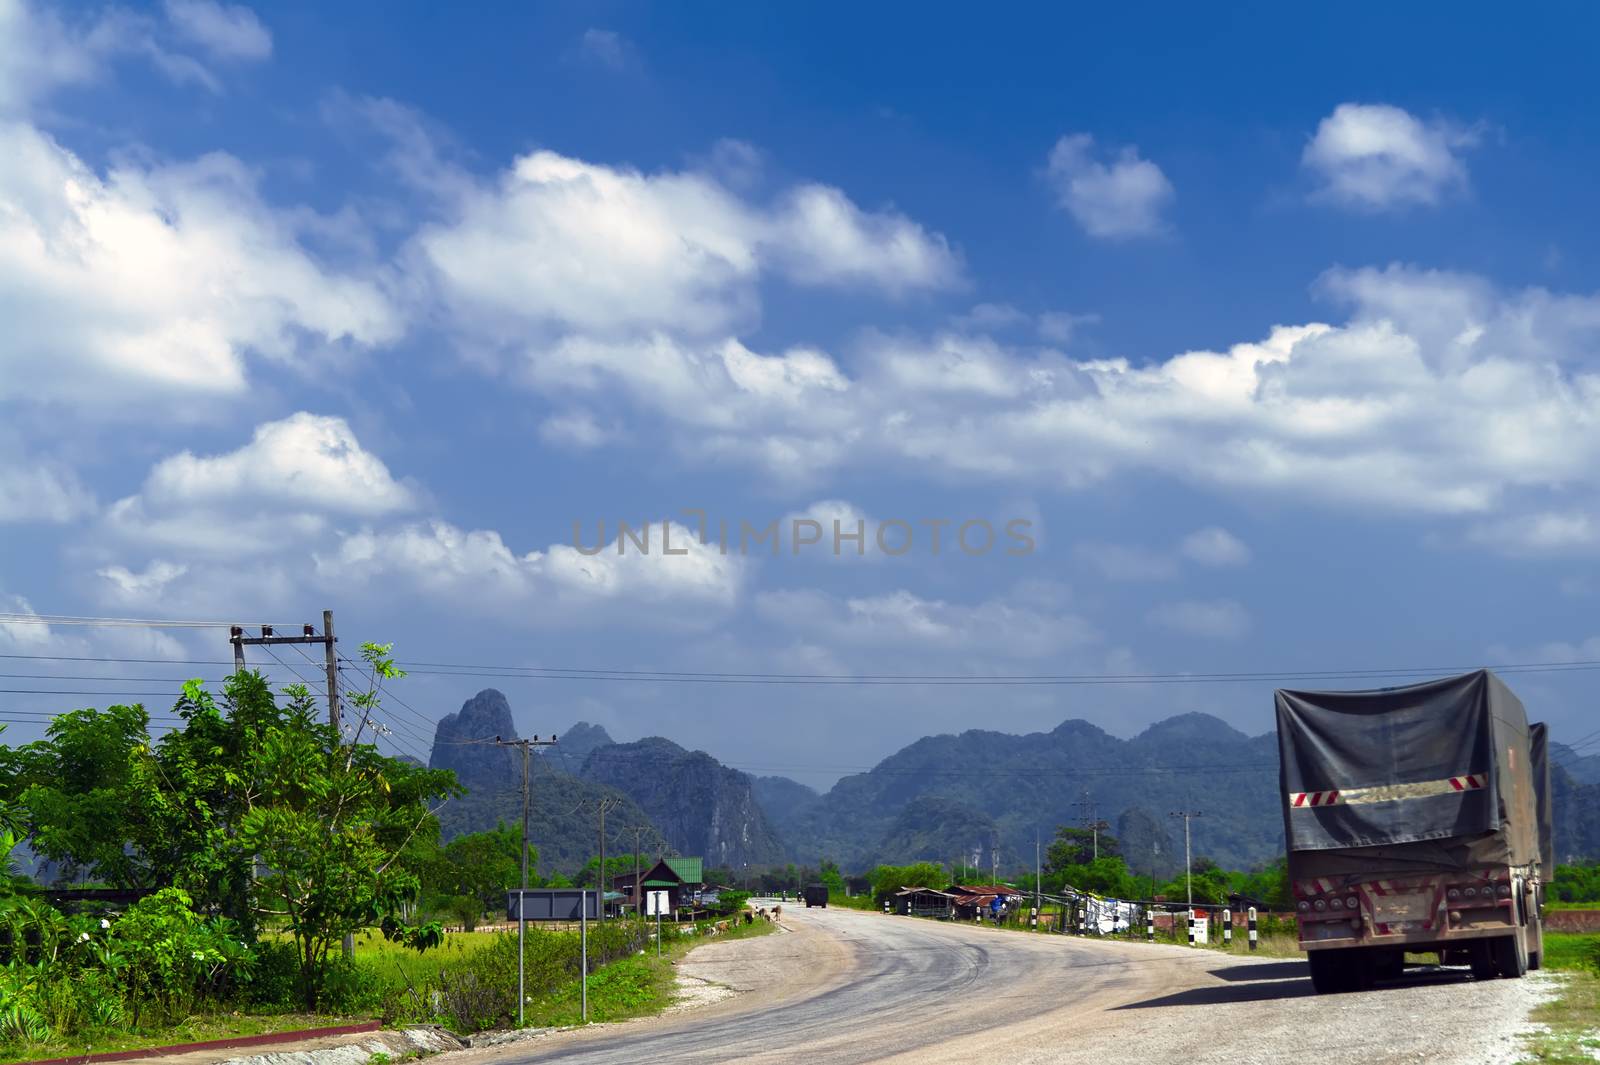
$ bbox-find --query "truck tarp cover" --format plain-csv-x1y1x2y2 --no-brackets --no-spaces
1276,670,1539,864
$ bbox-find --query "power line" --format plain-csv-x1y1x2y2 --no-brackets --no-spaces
0,612,288,629
4,648,1600,687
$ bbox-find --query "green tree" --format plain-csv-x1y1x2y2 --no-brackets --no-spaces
1045,826,1121,873
431,822,528,913
238,643,457,1007
819,859,845,897
868,862,947,905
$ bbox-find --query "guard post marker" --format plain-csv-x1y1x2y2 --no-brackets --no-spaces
1224,907,1233,945
1187,908,1195,946
1248,906,1258,951
1146,908,1155,942
1078,904,1086,936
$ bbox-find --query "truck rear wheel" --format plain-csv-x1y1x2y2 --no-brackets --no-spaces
1309,951,1346,993
1492,931,1528,979
1469,940,1500,980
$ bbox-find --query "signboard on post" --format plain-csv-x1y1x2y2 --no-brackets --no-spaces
507,888,600,922
645,890,670,916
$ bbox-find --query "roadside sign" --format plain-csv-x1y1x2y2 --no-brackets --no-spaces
646,889,670,916
1193,915,1209,944
507,888,599,921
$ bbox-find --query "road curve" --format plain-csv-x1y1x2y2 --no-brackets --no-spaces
481,903,1547,1065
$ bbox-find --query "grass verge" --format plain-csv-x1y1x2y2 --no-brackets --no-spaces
0,1013,369,1065
521,916,777,1028
1518,932,1600,1065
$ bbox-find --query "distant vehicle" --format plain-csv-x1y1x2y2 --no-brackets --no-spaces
802,884,828,908
1276,669,1551,994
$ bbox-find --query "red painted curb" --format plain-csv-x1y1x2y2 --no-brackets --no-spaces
19,1021,384,1065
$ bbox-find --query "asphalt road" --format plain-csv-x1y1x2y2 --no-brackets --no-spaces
479,903,1549,1065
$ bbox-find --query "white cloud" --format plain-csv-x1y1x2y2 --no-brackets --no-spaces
1046,133,1173,239
0,0,101,114
756,587,1098,658
1147,598,1250,639
1180,527,1251,567
96,560,188,599
0,123,401,408
577,28,630,70
1467,512,1597,555
1303,103,1478,211
539,410,611,449
105,413,413,554
1074,542,1178,581
163,0,271,61
765,185,960,293
0,454,95,523
410,145,959,349
320,519,742,615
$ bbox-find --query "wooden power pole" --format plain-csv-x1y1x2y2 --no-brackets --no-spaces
497,735,558,1026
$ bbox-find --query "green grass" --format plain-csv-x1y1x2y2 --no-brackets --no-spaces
0,1011,369,1065
1517,933,1599,1065
520,915,776,1028
349,926,499,988
1541,932,1597,972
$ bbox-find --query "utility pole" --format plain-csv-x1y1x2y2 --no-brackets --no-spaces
498,735,558,1027
229,615,338,731
230,614,347,953
1034,827,1041,925
631,825,646,922
1076,789,1109,860
1169,809,1203,908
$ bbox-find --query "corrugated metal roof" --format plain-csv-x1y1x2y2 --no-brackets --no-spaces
663,857,703,883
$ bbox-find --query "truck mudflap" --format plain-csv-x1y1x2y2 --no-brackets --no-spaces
1294,869,1524,948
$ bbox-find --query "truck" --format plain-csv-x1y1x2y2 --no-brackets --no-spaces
802,883,829,908
1275,669,1552,994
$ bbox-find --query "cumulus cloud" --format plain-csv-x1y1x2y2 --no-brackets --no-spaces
1046,133,1174,239
1180,527,1251,567
756,587,1098,658
1147,598,1250,639
0,454,95,523
96,560,188,599
320,519,743,615
105,413,414,554
163,0,271,61
0,124,400,409
1303,103,1479,211
0,0,102,114
410,145,960,349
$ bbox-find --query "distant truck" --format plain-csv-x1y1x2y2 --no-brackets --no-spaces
1276,669,1551,994
802,884,829,908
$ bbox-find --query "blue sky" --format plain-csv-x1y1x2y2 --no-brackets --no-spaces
3,0,1600,788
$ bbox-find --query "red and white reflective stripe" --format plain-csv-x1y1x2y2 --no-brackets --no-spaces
1290,790,1341,807
1288,772,1487,808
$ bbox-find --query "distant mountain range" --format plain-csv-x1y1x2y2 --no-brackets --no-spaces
430,689,1600,875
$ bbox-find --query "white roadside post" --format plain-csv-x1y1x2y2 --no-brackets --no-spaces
581,890,589,1021
1248,906,1259,951
1224,907,1233,946
1187,908,1196,946
1146,908,1155,942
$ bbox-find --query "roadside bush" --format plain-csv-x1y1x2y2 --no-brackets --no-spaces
241,940,301,1011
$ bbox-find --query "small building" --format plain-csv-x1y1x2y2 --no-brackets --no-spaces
612,856,705,914
893,886,958,917
949,883,1028,921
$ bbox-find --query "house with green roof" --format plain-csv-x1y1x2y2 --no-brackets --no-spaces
612,856,705,914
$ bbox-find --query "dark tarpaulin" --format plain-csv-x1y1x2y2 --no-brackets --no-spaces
1276,670,1541,871
1530,722,1555,880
